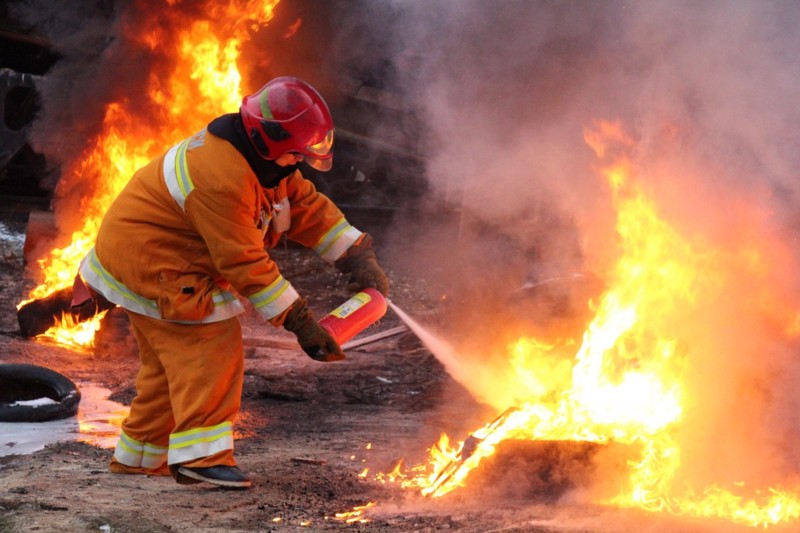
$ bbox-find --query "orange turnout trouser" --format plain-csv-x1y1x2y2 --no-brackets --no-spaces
112,311,244,471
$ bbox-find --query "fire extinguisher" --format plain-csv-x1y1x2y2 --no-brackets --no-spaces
318,288,387,345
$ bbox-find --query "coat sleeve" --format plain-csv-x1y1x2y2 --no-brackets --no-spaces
282,171,363,262
183,180,299,321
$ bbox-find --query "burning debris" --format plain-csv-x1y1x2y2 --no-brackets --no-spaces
16,285,114,340
425,407,525,497
345,120,800,529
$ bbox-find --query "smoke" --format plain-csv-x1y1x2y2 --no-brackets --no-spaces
369,0,800,295
9,0,121,190
8,0,172,237
352,0,800,526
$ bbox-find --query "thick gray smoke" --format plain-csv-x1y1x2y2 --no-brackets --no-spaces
362,0,800,293
347,0,800,529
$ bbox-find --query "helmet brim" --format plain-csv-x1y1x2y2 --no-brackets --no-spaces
304,156,333,172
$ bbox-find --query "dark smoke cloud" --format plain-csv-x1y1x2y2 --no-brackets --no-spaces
10,0,120,188
8,0,192,219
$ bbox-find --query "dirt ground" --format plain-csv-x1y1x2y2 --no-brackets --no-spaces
0,211,566,533
0,213,761,533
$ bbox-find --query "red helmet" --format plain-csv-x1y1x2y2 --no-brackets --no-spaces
240,76,334,171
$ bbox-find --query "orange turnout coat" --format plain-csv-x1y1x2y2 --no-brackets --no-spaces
80,125,362,470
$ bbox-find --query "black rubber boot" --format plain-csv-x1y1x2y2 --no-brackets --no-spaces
175,465,252,488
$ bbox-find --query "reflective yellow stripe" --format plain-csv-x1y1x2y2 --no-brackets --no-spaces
117,431,143,453
113,431,167,469
259,88,273,119
248,276,299,320
167,421,234,464
84,249,157,309
175,138,193,198
142,443,168,457
169,421,232,449
249,276,290,309
313,218,349,257
163,132,205,210
313,220,363,262
80,247,246,323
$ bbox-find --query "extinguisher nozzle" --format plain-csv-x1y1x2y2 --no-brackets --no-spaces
302,345,346,362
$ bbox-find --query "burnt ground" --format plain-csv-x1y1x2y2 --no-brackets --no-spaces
0,213,560,533
0,214,765,533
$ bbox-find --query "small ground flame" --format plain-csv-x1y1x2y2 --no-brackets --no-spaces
331,501,375,524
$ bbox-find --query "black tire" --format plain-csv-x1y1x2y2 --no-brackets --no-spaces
0,364,81,422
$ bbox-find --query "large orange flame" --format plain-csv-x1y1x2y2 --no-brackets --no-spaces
369,120,800,529
20,0,280,347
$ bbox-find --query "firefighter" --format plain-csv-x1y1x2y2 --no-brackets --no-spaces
77,76,389,489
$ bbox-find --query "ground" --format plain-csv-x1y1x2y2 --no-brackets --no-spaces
0,215,566,533
0,215,771,533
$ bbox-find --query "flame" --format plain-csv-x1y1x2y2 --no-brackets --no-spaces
370,120,800,528
283,18,303,39
21,1,280,347
331,502,375,524
35,310,108,350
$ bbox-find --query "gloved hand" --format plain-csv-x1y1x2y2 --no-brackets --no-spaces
334,233,390,296
282,297,345,362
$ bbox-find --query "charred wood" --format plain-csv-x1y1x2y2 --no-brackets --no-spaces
16,287,115,338
467,439,606,502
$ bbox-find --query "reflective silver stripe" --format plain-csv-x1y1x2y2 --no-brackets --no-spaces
163,137,194,210
174,292,244,323
140,442,169,470
113,431,168,469
80,248,159,317
248,275,299,320
187,129,206,149
212,291,240,308
167,421,234,465
113,431,144,467
79,247,245,323
113,431,144,466
313,219,363,262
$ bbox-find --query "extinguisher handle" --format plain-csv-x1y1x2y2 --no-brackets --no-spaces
283,297,346,362
297,319,346,362
301,338,345,362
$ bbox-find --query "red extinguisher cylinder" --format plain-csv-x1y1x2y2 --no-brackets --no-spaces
319,288,387,345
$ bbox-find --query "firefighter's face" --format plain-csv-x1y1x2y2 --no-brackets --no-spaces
274,152,304,166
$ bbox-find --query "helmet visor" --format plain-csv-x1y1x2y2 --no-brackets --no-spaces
306,129,334,156
304,155,333,172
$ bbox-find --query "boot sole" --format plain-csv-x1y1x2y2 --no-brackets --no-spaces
176,467,252,488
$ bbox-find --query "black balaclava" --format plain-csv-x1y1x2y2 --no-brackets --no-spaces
208,113,299,188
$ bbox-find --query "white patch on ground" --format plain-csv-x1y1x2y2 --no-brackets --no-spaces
9,397,59,407
0,383,128,457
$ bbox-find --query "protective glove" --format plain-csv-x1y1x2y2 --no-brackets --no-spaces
334,233,390,297
282,297,345,362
